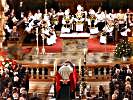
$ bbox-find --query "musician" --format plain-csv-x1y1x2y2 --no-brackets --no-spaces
74,5,85,32
61,9,73,33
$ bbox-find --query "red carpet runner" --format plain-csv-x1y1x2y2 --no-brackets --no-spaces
21,37,115,54
88,37,115,52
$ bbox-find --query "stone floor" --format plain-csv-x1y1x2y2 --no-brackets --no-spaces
17,51,119,65
3,45,120,66
2,32,121,65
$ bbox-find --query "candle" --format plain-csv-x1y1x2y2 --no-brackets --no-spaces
79,58,81,75
54,59,57,75
36,27,38,33
83,48,87,55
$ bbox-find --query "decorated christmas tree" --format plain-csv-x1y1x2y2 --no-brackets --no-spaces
114,39,133,58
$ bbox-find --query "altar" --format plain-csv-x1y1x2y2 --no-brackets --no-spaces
60,33,90,52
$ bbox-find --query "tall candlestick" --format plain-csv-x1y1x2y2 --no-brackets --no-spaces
36,27,38,34
36,30,39,55
54,59,57,75
83,48,87,56
41,34,45,55
79,58,81,76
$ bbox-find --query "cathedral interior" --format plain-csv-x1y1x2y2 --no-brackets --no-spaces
1,0,133,100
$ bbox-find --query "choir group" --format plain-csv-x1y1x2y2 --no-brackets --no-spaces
3,4,133,45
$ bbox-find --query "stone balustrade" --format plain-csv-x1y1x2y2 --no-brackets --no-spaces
19,62,131,94
19,63,130,82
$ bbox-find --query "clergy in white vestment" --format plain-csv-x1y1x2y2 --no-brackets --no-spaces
61,9,73,33
74,5,85,32
88,9,99,34
88,8,97,27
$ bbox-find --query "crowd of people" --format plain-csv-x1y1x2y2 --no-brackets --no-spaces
0,61,29,99
3,4,133,45
110,64,133,100
0,57,45,100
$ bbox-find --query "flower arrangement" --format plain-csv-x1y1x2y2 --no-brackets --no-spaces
114,39,133,58
0,56,16,72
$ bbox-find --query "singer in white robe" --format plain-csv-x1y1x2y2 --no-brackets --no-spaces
100,24,114,44
44,27,57,45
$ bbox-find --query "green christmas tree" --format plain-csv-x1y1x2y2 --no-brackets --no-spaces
114,39,133,58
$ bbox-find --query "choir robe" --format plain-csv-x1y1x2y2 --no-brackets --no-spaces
95,12,106,31
120,28,131,37
74,13,85,32
101,25,114,43
61,15,72,33
44,28,57,45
